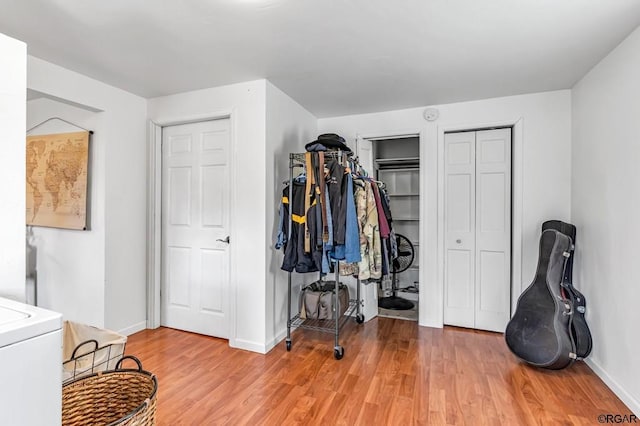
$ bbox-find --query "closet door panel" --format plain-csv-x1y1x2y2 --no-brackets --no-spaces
479,173,505,232
475,128,512,332
356,136,374,176
444,131,476,328
445,249,474,327
447,174,472,232
478,250,506,313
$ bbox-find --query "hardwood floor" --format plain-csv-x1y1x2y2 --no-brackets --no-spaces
126,319,629,425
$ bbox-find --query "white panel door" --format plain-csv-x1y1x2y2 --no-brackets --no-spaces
356,136,378,321
475,128,511,332
443,128,512,332
161,119,231,338
443,131,476,328
357,136,374,177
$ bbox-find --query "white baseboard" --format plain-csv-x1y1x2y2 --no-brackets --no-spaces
117,321,147,337
231,338,268,354
266,329,288,353
585,358,640,416
419,318,444,328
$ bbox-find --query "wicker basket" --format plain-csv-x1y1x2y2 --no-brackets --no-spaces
62,356,158,426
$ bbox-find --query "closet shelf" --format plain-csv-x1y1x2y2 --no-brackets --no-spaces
394,218,419,222
397,286,419,294
377,167,420,172
376,156,419,163
375,157,420,168
388,193,419,197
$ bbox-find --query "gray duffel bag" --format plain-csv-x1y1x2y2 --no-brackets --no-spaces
300,280,349,320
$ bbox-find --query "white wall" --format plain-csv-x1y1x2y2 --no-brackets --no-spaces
26,98,105,325
103,92,148,336
572,26,640,414
148,80,269,352
0,33,26,299
319,90,572,328
265,81,317,351
28,56,148,333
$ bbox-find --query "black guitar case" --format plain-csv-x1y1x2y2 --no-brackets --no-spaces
542,220,593,359
505,229,576,369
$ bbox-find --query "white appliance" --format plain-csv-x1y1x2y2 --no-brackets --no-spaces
0,297,62,426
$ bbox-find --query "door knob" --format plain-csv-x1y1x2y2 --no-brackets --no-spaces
217,236,230,244
456,239,462,244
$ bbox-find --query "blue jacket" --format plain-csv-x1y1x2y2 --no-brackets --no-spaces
332,173,361,264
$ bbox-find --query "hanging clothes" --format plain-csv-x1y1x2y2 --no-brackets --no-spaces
302,152,329,272
277,150,390,281
276,174,305,250
342,172,361,264
340,178,382,280
371,183,390,239
279,182,320,273
321,190,334,273
325,159,346,246
378,184,398,260
331,169,360,264
370,182,390,275
378,184,393,225
304,152,329,253
306,193,324,271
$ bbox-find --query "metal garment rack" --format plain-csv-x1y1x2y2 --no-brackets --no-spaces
285,151,364,360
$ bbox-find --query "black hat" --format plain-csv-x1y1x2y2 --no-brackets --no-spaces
305,133,352,152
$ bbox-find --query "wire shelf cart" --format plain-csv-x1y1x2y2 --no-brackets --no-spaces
284,152,365,360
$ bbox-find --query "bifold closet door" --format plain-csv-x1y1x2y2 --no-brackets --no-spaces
444,128,511,332
444,131,477,329
474,128,511,332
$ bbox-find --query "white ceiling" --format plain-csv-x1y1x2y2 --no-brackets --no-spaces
2,0,640,118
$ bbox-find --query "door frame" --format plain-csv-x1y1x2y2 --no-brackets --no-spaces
356,128,426,325
437,118,524,327
146,111,237,346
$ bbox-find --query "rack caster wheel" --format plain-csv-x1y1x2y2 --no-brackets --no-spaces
356,313,365,324
334,346,344,360
285,339,291,351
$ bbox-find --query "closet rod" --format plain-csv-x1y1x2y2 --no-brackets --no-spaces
27,117,94,135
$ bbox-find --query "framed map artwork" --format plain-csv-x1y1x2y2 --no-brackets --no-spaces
26,131,90,230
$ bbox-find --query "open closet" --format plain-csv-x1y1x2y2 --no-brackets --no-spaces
369,136,421,321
